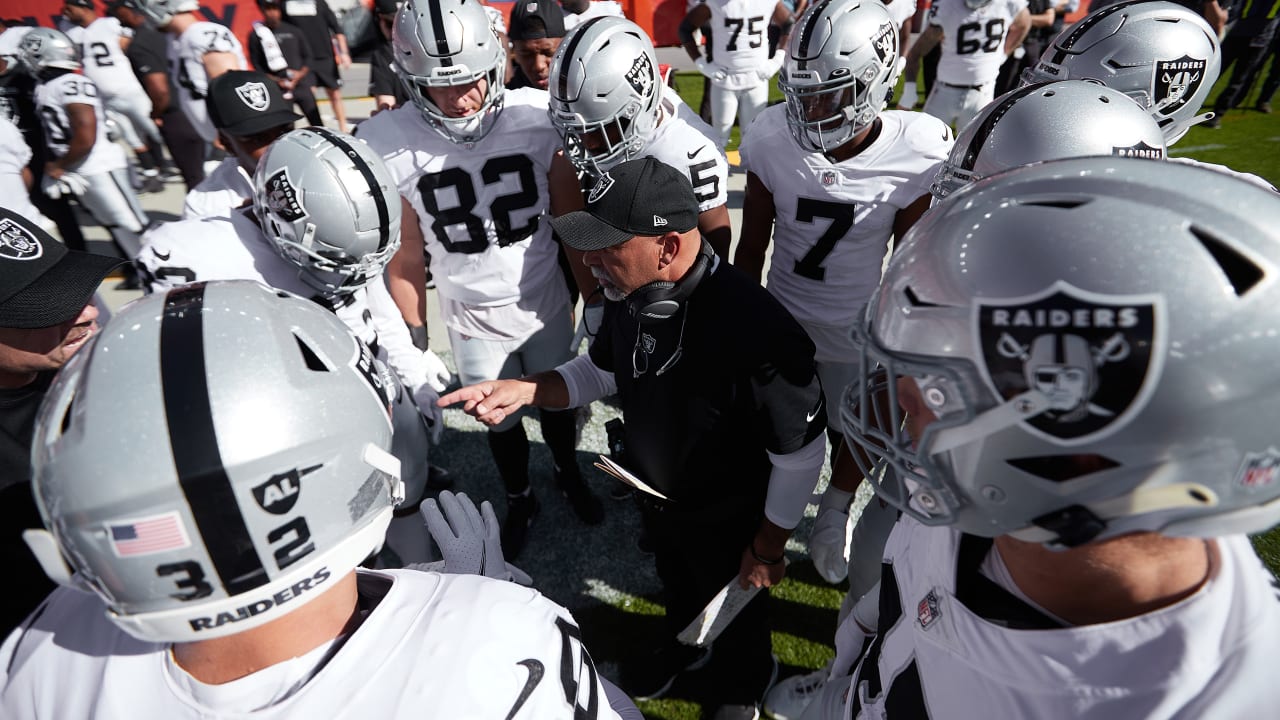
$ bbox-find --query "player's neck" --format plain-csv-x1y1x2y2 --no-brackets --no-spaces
167,13,197,35
171,571,362,685
994,532,1214,626
826,117,882,164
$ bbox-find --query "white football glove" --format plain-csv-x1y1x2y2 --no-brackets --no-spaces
810,486,854,584
695,57,727,83
570,302,605,352
421,349,454,393
40,175,70,199
412,382,443,445
420,491,532,585
897,81,919,111
758,51,785,82
61,171,89,195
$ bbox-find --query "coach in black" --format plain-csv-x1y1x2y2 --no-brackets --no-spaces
441,157,827,717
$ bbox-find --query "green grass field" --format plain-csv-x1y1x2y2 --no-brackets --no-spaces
610,62,1280,720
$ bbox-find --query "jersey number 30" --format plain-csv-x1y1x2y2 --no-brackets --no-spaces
416,154,539,254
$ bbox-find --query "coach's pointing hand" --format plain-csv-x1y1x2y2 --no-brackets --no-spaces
439,379,537,426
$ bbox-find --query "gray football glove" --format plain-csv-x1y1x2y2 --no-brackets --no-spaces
420,491,531,585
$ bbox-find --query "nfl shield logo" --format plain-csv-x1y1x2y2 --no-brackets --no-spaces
918,590,940,629
820,170,838,187
976,281,1164,445
235,80,271,111
1153,55,1207,117
1236,449,1280,491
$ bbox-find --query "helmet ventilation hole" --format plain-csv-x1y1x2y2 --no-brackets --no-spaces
1190,225,1264,297
294,334,331,372
1007,454,1120,482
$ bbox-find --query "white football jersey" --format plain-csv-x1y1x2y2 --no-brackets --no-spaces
138,210,434,392
67,17,143,98
182,156,253,219
842,516,1280,719
704,0,781,74
739,105,950,330
169,22,247,142
563,0,626,30
643,85,730,214
1,569,622,719
0,117,43,224
32,73,126,176
883,0,916,29
928,0,1027,86
357,89,566,311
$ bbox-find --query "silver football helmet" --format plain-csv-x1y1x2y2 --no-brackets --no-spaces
548,16,663,176
391,0,506,145
253,127,402,296
779,0,901,154
1023,0,1220,143
843,157,1280,548
132,0,200,28
25,280,403,642
18,28,81,76
933,80,1167,199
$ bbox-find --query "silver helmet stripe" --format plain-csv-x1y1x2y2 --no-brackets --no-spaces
794,0,838,69
310,127,391,252
958,82,1048,171
557,16,607,100
161,283,270,596
1049,0,1145,64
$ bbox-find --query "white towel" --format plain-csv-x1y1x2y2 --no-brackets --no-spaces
253,22,288,73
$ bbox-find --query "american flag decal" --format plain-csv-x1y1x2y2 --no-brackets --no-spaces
107,512,191,558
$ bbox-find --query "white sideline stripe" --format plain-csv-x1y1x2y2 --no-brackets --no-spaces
1170,144,1228,154
584,578,663,614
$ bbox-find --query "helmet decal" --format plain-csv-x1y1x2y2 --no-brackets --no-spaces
976,281,1165,444
263,169,306,223
1154,55,1207,116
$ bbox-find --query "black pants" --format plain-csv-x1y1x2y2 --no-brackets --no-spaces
640,488,774,706
1214,32,1273,113
290,82,324,126
158,107,207,191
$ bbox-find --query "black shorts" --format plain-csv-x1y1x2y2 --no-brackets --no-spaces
311,57,343,89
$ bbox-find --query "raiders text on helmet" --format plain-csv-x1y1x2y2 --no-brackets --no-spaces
25,280,403,642
547,16,663,177
779,0,902,154
842,157,1280,548
1022,0,1220,143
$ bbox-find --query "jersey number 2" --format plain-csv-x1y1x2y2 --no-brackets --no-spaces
793,197,856,282
416,154,539,254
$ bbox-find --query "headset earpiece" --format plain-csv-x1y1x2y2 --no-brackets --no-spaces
626,240,713,324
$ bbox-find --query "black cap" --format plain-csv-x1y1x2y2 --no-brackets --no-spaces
551,157,699,251
206,70,302,136
374,0,399,15
64,0,95,9
509,0,566,40
0,210,124,329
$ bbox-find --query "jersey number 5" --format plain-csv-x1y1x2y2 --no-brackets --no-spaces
416,154,539,254
793,197,856,282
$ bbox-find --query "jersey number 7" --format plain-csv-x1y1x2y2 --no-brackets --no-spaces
793,197,856,281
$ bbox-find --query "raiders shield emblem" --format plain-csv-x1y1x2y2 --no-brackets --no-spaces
252,465,321,515
0,218,43,260
235,80,271,111
871,22,895,64
625,52,655,97
588,172,615,203
1112,141,1163,160
1152,55,1206,116
263,169,306,222
976,282,1164,444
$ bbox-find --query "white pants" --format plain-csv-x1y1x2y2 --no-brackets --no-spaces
78,167,148,258
923,80,996,130
447,303,574,432
709,79,770,146
106,91,162,149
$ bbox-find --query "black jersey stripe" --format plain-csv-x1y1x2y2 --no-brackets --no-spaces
310,127,392,253
557,16,607,100
428,0,453,66
1049,0,1147,64
957,82,1047,172
161,284,270,596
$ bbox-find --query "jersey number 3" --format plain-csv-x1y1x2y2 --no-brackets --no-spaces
416,154,539,254
793,197,856,282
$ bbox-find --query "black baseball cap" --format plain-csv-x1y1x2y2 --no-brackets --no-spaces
509,0,566,41
374,0,399,15
0,210,124,329
64,0,95,9
551,157,700,252
206,70,302,136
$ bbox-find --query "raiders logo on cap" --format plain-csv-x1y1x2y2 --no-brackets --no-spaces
1152,55,1206,116
976,282,1164,444
587,171,615,204
263,169,306,221
235,81,271,112
0,218,43,261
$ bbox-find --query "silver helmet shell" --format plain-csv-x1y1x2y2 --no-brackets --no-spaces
1023,0,1220,144
18,27,81,75
933,80,1167,199
132,0,200,29
27,280,403,642
548,16,662,176
842,157,1280,548
391,0,506,145
253,127,402,296
779,0,901,154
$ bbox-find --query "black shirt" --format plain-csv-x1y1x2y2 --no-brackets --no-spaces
125,25,182,118
589,261,826,507
1,371,57,634
248,21,316,84
368,41,408,104
282,0,342,62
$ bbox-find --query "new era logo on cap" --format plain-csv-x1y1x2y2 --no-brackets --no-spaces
653,215,668,227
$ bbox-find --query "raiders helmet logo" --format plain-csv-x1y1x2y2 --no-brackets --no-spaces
1152,55,1206,116
588,172,615,203
263,169,306,222
625,53,654,98
872,22,895,64
1112,141,1163,160
976,282,1164,444
252,464,321,515
0,219,43,260
235,81,271,111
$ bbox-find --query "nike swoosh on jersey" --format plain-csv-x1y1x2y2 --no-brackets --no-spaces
686,146,703,159
152,248,171,261
504,659,545,720
806,397,824,423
